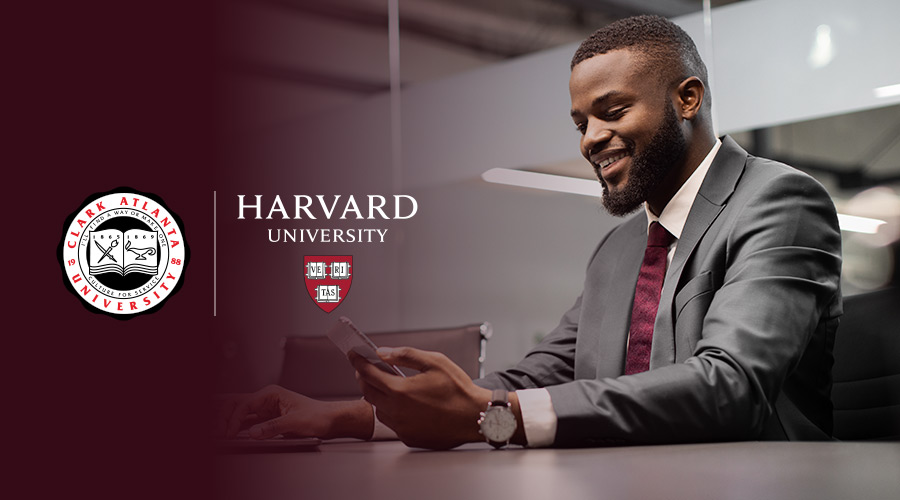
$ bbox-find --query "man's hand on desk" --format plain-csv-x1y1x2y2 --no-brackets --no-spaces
216,385,374,440
352,347,525,450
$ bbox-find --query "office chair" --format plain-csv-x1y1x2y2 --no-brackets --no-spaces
831,287,900,441
279,322,492,400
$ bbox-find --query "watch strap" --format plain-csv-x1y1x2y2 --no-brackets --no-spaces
491,389,509,406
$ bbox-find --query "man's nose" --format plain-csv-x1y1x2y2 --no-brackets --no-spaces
583,122,614,154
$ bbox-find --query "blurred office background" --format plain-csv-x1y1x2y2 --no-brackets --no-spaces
215,0,900,390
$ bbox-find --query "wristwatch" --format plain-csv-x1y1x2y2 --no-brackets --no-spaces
477,389,518,448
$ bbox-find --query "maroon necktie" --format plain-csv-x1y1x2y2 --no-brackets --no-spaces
624,221,676,375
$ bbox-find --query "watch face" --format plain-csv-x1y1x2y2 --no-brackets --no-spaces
481,406,517,442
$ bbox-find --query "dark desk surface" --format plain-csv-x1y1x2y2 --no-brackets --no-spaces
215,440,900,500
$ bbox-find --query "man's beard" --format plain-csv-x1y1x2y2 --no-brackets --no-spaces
599,104,687,217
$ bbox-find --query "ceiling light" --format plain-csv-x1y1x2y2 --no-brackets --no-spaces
873,83,900,99
807,24,834,69
837,213,887,234
482,168,601,197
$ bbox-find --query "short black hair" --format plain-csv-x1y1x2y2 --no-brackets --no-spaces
571,15,708,91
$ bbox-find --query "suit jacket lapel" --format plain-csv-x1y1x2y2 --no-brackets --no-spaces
649,136,748,369
591,216,646,379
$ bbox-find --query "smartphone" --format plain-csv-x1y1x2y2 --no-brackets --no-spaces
326,317,405,377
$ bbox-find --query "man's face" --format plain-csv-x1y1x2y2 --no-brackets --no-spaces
569,49,687,216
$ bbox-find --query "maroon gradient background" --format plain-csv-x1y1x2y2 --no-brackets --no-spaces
8,1,215,498
8,1,439,498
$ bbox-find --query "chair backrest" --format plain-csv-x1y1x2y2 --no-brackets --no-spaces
279,323,491,400
831,287,900,441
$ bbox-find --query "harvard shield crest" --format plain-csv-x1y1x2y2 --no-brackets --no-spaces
303,256,353,313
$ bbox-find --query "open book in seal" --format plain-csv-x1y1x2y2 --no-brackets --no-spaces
89,229,159,276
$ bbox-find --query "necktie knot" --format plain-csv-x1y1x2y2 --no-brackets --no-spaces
647,221,675,248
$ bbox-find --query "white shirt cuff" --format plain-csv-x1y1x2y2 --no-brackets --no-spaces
516,388,557,447
370,404,398,441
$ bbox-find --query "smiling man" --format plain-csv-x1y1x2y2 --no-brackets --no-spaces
220,15,842,449
571,45,706,217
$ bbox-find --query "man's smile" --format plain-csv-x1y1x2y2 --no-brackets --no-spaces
590,150,630,183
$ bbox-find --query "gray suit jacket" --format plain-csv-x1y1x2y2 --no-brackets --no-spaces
477,136,843,446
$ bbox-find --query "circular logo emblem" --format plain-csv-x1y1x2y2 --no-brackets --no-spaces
58,188,190,319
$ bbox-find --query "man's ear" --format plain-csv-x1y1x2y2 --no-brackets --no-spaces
675,76,705,120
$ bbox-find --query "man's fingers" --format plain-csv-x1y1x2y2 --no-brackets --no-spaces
224,391,274,437
377,346,440,372
225,404,246,438
350,352,397,393
249,416,288,440
225,400,251,438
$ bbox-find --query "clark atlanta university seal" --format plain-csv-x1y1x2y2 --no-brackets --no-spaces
58,188,190,319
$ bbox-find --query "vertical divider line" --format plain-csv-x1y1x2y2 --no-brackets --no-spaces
214,190,217,317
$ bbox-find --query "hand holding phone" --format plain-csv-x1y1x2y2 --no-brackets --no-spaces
326,317,406,377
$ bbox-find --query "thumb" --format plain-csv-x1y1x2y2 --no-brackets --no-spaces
376,346,436,372
249,416,287,440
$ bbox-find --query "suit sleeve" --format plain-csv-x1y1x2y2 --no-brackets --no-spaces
516,169,839,446
474,229,616,392
474,295,579,391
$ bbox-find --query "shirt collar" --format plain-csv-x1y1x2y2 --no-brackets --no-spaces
644,138,722,239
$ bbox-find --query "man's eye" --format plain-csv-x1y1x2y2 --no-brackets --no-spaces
575,123,587,135
605,107,627,120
